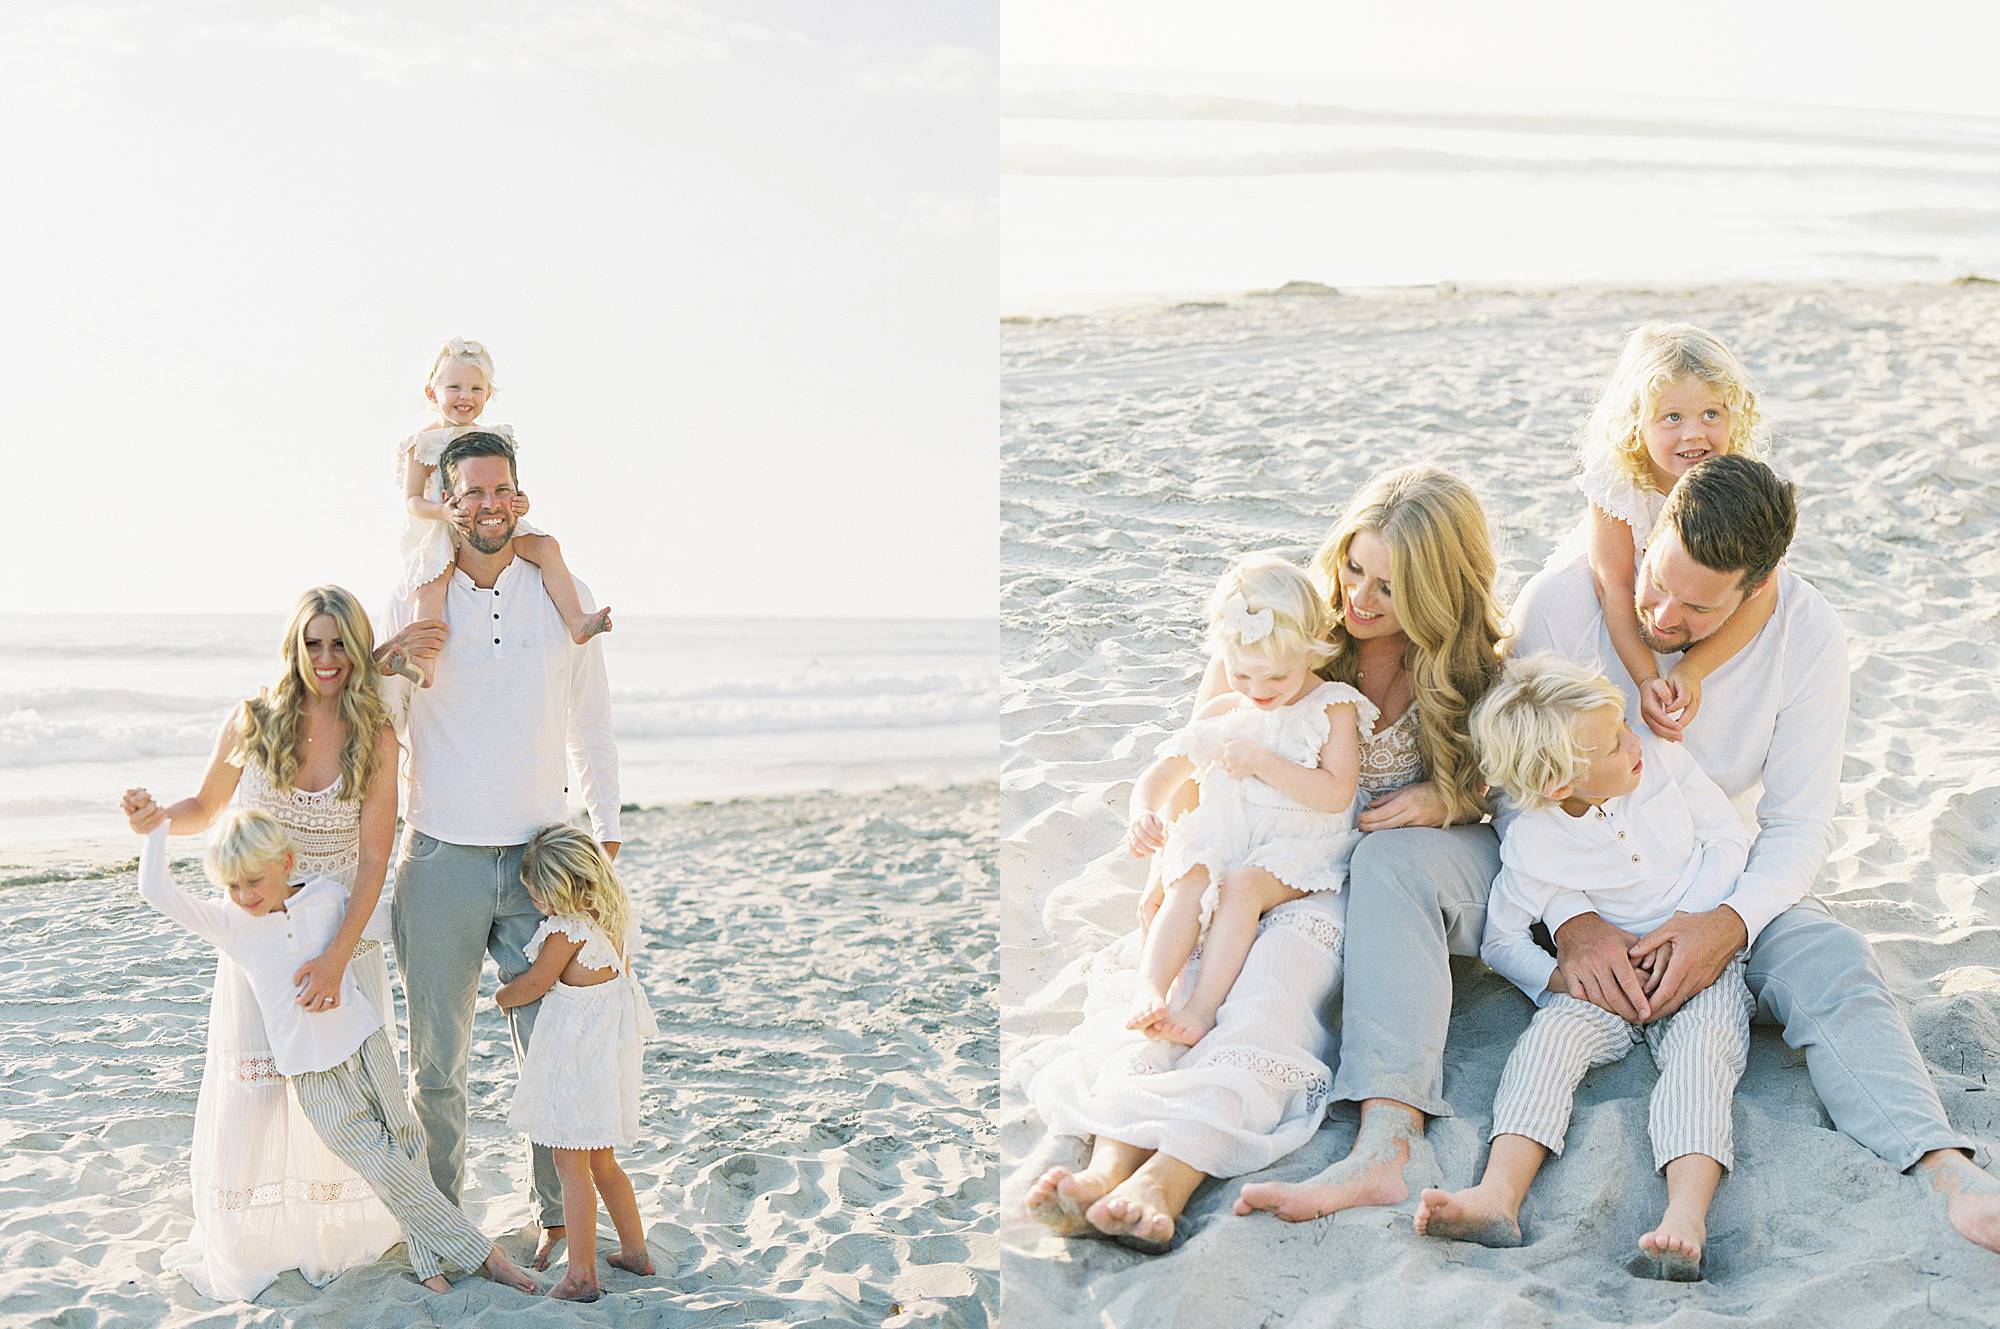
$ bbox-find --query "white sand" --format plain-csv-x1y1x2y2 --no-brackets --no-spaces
0,783,997,1328
1000,282,2000,1325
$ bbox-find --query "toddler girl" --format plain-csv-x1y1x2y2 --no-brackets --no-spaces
499,824,658,1303
133,808,541,1296
1123,553,1372,1047
391,338,611,685
1416,653,1752,1281
1568,322,1772,739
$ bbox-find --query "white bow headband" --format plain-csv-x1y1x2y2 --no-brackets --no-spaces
1219,593,1276,646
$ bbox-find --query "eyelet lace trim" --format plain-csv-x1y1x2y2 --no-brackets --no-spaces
203,1177,380,1211
1115,1046,1332,1112
1257,910,1343,951
238,762,361,887
213,1053,283,1084
1358,706,1424,802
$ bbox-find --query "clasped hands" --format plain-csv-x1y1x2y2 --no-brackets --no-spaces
1551,906,1748,1024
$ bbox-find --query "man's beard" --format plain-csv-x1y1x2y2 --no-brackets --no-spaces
1634,611,1690,655
463,511,515,554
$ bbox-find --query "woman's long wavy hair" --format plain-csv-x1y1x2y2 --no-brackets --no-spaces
232,586,389,801
1310,466,1507,822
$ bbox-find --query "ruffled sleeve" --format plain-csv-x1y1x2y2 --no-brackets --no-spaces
1156,714,1227,769
1575,450,1660,551
1273,680,1382,767
525,914,624,974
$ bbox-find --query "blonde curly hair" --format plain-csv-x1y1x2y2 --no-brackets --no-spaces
1203,553,1334,672
1577,321,1766,494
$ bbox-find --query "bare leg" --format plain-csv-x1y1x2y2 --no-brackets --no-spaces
389,574,449,687
1236,1098,1435,1221
1086,1152,1206,1253
1411,1132,1541,1248
548,1150,601,1302
1151,868,1304,1047
589,1148,653,1275
1639,1152,1720,1280
1025,1136,1152,1237
1917,1149,2000,1254
513,534,612,644
1127,868,1206,1034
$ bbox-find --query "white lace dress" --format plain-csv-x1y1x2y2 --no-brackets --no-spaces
1015,699,1427,1179
161,762,401,1302
393,422,543,601
509,915,658,1149
1155,680,1375,929
1543,450,1669,576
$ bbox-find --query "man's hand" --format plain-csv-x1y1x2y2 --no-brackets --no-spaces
1627,907,1746,1020
1553,911,1651,1023
1356,780,1448,832
293,949,349,1011
377,619,449,672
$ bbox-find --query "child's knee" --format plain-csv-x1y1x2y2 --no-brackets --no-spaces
1217,868,1271,909
1163,867,1209,896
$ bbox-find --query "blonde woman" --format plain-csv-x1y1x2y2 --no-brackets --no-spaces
119,585,403,1301
1019,466,1507,1251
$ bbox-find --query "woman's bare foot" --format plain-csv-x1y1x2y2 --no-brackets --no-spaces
1638,1207,1705,1281
530,1224,565,1271
1235,1105,1429,1221
1413,1184,1525,1248
1086,1175,1177,1253
1920,1150,2000,1254
383,648,431,689
1146,1001,1217,1047
420,1274,451,1293
607,1247,655,1276
1025,1165,1122,1236
569,607,613,645
481,1245,543,1295
549,1268,601,1302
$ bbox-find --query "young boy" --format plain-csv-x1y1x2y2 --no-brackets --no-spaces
1414,654,1753,1281
133,806,542,1296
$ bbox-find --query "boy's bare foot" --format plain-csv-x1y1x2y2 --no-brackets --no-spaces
383,648,430,689
1146,1001,1216,1047
482,1245,542,1295
1236,1106,1430,1221
549,1268,602,1302
1638,1209,1704,1281
1025,1164,1119,1236
1921,1150,2000,1254
1086,1176,1176,1253
1413,1185,1524,1248
607,1247,655,1276
570,607,613,645
531,1224,565,1271
420,1274,451,1293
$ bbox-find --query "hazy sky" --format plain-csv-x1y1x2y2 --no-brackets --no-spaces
4,1,994,618
1004,1,2000,119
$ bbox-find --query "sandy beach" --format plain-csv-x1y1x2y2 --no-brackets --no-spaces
0,783,997,1328
1000,281,2000,1326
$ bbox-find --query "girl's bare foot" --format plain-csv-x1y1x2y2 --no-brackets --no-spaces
421,1275,451,1293
1025,1165,1120,1236
569,607,613,645
549,1268,602,1302
531,1224,565,1271
1086,1176,1176,1254
1413,1184,1524,1248
607,1247,655,1276
481,1246,543,1295
1125,988,1170,1033
1236,1106,1431,1221
1638,1209,1704,1282
1147,1001,1216,1047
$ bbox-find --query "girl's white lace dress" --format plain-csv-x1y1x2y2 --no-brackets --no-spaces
1015,694,1426,1179
161,761,401,1302
509,915,658,1149
1154,680,1375,929
393,422,544,601
1543,450,1669,574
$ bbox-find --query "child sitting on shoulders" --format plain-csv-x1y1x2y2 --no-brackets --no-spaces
133,807,542,1297
1415,653,1752,1282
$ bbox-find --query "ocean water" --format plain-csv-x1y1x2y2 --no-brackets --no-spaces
0,614,996,878
1002,74,2000,308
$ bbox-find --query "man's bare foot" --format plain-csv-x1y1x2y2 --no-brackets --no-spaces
569,607,613,645
1921,1149,2000,1254
1235,1106,1430,1222
420,1274,451,1293
531,1224,565,1271
1413,1184,1525,1248
383,648,431,689
607,1247,655,1276
1025,1164,1121,1237
1086,1175,1176,1253
481,1245,542,1295
1638,1208,1705,1281
1146,1001,1216,1047
549,1268,601,1302
1125,988,1170,1034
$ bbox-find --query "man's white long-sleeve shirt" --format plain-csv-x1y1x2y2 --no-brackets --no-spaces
383,559,621,847
1507,560,1847,945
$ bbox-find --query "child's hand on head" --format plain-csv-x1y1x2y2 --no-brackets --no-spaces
1220,740,1270,780
1639,676,1684,742
1125,813,1167,858
121,787,165,834
511,491,531,520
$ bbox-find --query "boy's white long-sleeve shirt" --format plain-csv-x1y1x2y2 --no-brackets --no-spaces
1483,732,1753,1007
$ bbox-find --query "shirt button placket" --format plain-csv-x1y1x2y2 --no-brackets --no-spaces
493,588,502,656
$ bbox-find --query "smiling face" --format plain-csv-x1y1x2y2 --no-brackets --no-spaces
224,852,298,916
1222,648,1316,710
1337,529,1402,640
426,360,491,427
1556,703,1644,807
1638,377,1732,492
298,613,352,699
448,453,520,554
1633,527,1753,654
